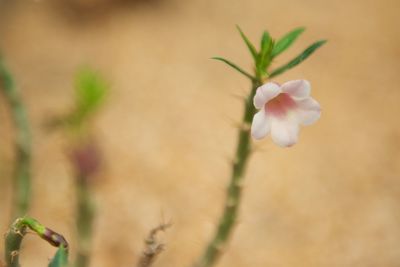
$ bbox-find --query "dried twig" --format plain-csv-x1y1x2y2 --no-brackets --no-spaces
136,222,171,267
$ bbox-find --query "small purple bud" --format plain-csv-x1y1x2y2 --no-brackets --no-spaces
69,141,102,182
43,228,69,249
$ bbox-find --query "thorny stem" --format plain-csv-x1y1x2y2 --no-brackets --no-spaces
192,77,262,267
4,217,68,267
75,178,95,267
0,59,33,267
0,58,32,219
70,140,101,267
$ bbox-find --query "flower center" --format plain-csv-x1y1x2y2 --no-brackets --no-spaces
265,93,297,117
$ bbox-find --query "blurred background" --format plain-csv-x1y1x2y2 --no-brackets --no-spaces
1,0,400,266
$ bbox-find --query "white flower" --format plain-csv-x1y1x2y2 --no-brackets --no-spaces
251,80,321,147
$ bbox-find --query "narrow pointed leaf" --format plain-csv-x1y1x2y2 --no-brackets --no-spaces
269,40,327,78
259,31,271,60
272,27,305,58
48,246,68,267
257,31,274,73
212,57,255,80
261,39,274,70
236,25,258,61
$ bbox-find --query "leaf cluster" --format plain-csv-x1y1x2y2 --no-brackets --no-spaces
213,26,326,81
69,68,109,128
45,67,109,134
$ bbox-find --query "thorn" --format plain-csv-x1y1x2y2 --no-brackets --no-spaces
220,151,235,166
251,143,268,154
241,122,251,131
226,119,251,132
212,240,225,254
233,122,244,130
234,178,245,188
232,155,240,165
229,93,246,102
13,229,24,238
241,84,252,95
10,251,19,263
222,154,231,164
226,197,237,208
4,229,10,239
221,114,240,129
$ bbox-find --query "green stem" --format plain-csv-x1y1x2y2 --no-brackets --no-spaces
0,58,32,219
193,78,262,267
75,178,95,267
4,217,68,267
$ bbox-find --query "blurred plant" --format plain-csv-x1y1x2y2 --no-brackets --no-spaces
0,57,32,221
4,217,68,267
192,27,326,267
49,67,108,267
1,57,69,267
47,68,108,133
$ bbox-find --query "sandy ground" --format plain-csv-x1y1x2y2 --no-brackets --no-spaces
1,0,400,266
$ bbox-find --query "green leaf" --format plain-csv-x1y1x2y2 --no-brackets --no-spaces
272,27,305,58
269,40,327,78
212,57,255,81
236,25,258,62
48,246,68,267
70,67,109,127
260,31,271,54
257,31,274,74
260,31,272,59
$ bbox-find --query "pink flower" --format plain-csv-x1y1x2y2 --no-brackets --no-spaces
251,80,321,147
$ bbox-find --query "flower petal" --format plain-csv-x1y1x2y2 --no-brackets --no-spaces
281,80,310,99
253,82,281,109
251,109,271,140
270,116,299,147
296,97,321,125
